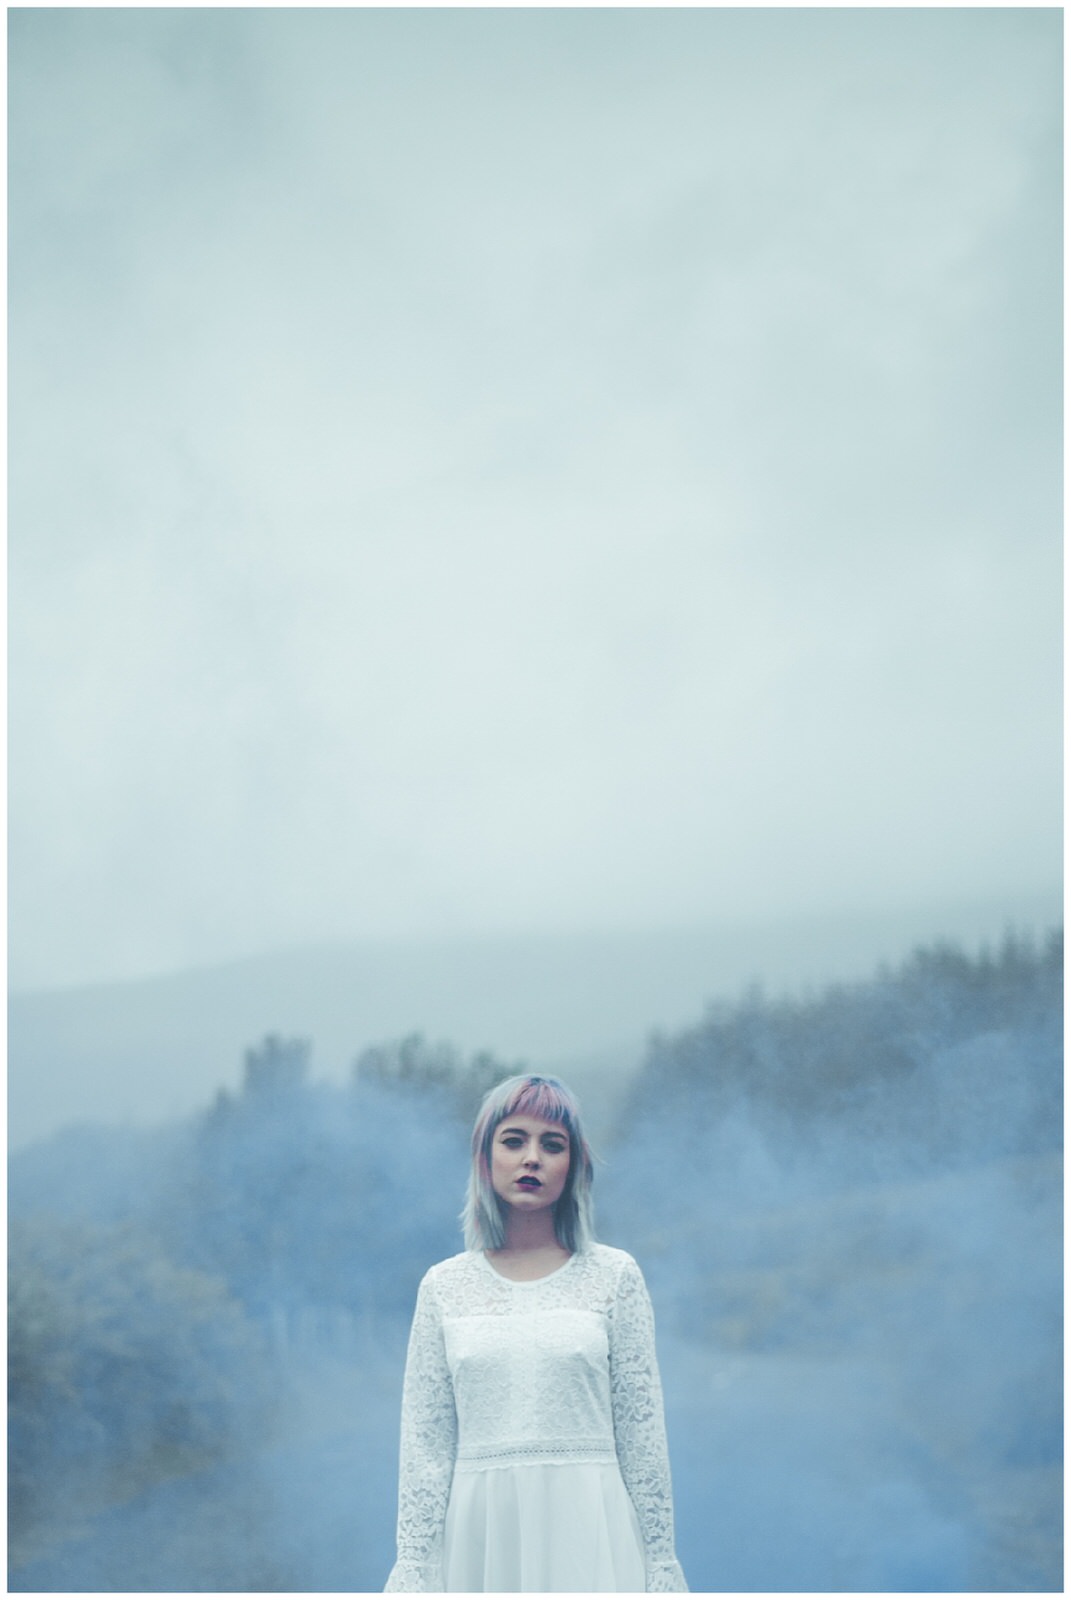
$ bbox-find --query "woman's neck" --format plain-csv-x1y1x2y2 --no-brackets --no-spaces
498,1207,565,1255
487,1212,572,1281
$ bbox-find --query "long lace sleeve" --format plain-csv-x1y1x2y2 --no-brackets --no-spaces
609,1257,688,1592
384,1270,458,1592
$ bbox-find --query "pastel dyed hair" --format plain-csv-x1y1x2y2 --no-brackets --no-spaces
461,1074,596,1253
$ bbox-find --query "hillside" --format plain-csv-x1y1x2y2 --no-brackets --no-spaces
8,895,1057,1148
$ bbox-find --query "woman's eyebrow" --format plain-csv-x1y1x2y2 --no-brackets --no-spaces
497,1124,567,1140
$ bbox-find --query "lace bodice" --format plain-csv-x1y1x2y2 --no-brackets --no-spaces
385,1243,687,1592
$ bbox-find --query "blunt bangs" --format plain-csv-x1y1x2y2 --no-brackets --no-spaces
461,1074,596,1253
500,1076,579,1135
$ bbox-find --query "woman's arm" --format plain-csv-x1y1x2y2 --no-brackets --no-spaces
384,1270,458,1593
608,1256,689,1593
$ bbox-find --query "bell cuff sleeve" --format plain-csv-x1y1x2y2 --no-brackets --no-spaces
384,1271,457,1592
609,1257,689,1593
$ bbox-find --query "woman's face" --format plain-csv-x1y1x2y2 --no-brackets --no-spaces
489,1113,571,1214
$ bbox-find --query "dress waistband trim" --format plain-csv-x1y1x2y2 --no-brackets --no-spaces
455,1437,618,1472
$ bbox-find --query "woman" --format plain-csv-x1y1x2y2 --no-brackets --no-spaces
384,1074,688,1593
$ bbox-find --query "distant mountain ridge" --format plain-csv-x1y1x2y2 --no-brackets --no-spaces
9,895,1059,1150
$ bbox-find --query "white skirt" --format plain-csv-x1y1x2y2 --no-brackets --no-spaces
442,1460,647,1593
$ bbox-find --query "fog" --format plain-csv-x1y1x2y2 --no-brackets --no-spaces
9,6,1061,991
9,931,1062,1591
8,10,1061,1592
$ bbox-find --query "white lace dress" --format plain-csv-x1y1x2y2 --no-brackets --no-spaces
384,1243,688,1593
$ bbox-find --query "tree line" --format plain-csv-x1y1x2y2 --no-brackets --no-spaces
618,926,1062,1174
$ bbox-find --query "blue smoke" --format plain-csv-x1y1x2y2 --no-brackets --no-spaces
8,934,1062,1591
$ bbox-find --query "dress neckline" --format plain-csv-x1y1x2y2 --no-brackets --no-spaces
478,1248,579,1287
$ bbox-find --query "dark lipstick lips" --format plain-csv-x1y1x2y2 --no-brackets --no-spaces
516,1176,541,1187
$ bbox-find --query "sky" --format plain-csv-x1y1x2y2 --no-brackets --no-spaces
9,6,1063,993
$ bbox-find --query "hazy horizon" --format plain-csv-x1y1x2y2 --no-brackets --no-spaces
9,891,1061,1153
8,884,1062,1001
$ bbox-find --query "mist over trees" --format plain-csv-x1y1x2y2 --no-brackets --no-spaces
620,928,1061,1185
9,1218,272,1543
602,930,1061,1590
8,930,1062,1591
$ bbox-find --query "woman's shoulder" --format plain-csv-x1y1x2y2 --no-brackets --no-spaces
420,1249,484,1290
584,1240,634,1266
580,1241,644,1282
